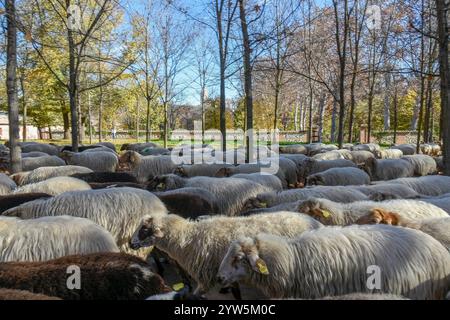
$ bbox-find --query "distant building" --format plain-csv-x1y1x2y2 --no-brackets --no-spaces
0,112,39,140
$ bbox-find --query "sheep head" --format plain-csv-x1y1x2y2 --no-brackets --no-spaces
173,166,187,177
59,151,74,163
129,215,165,250
360,157,375,178
306,174,323,186
242,196,268,212
297,198,334,225
118,150,140,166
214,167,232,178
217,237,269,287
120,143,130,151
355,208,400,226
147,176,169,191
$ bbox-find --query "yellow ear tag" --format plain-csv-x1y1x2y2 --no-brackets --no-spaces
172,283,185,292
256,260,269,275
157,183,165,189
260,202,267,208
322,210,332,219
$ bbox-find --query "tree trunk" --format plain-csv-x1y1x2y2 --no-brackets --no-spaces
436,0,450,175
423,77,433,143
383,72,391,130
6,0,21,173
308,84,314,144
393,85,398,145
367,92,374,143
62,103,70,140
88,92,92,144
19,76,27,141
48,126,53,140
317,93,326,142
331,97,338,143
98,80,103,143
238,0,253,163
67,17,79,152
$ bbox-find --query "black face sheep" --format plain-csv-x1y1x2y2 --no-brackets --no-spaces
61,151,118,173
297,197,449,226
129,211,323,295
0,216,119,262
0,289,62,300
155,187,218,218
0,193,52,214
217,226,450,299
119,151,177,183
356,208,450,251
147,174,273,216
361,158,415,181
70,172,138,183
3,187,168,257
21,155,66,171
374,175,450,196
306,167,370,186
174,163,232,178
13,176,92,196
11,165,93,186
243,186,369,211
0,253,169,300
401,154,437,176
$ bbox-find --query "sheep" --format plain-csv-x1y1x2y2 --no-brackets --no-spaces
307,144,339,156
94,141,116,151
435,156,445,173
0,216,119,262
232,173,283,192
119,151,177,183
0,193,52,214
375,149,403,159
61,151,118,173
174,163,232,178
129,211,323,295
0,253,169,300
351,184,421,200
21,151,49,158
391,144,416,155
120,142,159,152
11,165,93,186
299,159,357,182
155,187,218,218
420,196,450,214
13,176,91,196
344,151,375,165
279,144,308,155
356,208,450,251
3,187,167,257
140,147,171,156
297,197,449,226
280,154,308,167
217,226,450,299
0,173,17,191
361,158,415,181
148,174,272,216
351,143,381,154
21,155,66,171
306,167,370,186
401,154,437,176
70,172,138,183
19,142,59,156
82,146,117,154
0,289,61,300
375,176,450,196
312,151,345,161
243,186,369,211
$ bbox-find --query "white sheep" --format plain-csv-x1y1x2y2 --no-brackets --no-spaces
11,165,93,186
129,211,323,295
3,187,167,257
61,151,118,172
355,208,450,251
21,156,66,171
346,151,375,165
297,197,449,226
217,226,450,299
13,176,91,196
0,216,119,262
148,174,273,216
375,175,450,196
375,149,403,159
0,173,16,195
119,151,177,183
306,167,370,186
362,158,415,181
419,195,450,214
312,151,345,161
279,144,308,155
351,143,381,154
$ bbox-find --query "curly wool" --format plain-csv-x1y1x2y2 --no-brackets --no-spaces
134,211,323,293
3,188,167,257
13,176,91,196
13,166,93,186
0,216,119,262
223,225,450,299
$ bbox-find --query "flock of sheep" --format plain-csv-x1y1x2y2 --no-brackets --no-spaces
0,140,449,300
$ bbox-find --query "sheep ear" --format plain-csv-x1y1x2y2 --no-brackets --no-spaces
248,254,269,275
153,227,164,238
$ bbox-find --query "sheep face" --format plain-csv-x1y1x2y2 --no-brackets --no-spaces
217,237,269,287
214,167,232,178
173,166,187,177
147,176,170,191
306,175,323,186
297,199,334,225
360,158,375,178
355,209,400,226
59,151,73,163
242,197,268,212
130,216,164,250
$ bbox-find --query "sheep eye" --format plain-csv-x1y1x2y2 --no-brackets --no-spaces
138,227,152,240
